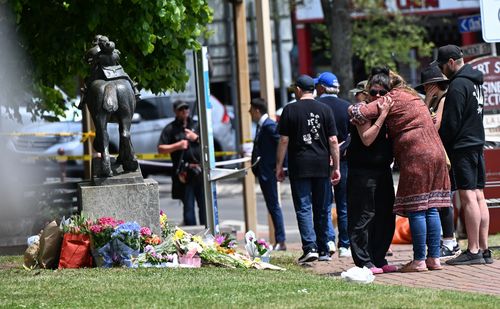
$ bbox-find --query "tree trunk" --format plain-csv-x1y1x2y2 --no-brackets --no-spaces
320,0,353,99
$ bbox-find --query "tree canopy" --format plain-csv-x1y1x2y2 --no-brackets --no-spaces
1,0,212,120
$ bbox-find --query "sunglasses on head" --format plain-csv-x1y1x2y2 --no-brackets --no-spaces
369,89,388,96
177,106,189,111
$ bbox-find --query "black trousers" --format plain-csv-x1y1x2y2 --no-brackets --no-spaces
347,167,395,268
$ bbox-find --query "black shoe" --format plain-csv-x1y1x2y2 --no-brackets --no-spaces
483,249,494,264
440,244,461,260
298,249,319,263
446,249,485,265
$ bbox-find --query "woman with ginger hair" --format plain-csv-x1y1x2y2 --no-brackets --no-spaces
349,68,450,272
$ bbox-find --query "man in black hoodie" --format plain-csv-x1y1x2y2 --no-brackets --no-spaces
435,45,491,265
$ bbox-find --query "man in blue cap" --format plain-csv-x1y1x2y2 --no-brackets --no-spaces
315,72,352,259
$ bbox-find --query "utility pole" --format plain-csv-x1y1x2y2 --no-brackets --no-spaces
233,0,257,233
255,0,278,243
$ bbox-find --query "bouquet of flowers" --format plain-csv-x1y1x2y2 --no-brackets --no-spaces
173,228,205,267
139,227,162,251
214,233,238,255
58,215,93,269
135,245,179,268
245,231,272,263
111,221,141,267
89,217,123,267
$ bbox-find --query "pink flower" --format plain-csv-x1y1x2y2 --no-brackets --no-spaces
90,225,102,234
215,235,225,245
140,227,152,237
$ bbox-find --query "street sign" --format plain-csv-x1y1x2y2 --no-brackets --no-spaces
458,14,482,33
480,0,500,42
469,56,500,111
461,43,492,57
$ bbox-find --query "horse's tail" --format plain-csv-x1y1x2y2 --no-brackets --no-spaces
103,82,118,112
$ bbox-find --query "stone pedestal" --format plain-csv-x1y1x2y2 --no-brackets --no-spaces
78,160,160,234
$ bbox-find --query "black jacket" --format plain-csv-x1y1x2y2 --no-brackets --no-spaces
439,64,485,152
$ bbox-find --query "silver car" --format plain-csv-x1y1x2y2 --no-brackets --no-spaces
7,94,236,178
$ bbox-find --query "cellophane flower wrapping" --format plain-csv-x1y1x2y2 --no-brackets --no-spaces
245,231,271,262
135,237,178,268
89,217,123,267
112,222,141,267
58,215,93,269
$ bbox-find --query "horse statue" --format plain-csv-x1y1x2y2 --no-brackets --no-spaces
81,35,139,177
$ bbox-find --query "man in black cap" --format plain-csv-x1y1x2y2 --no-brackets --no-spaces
434,44,491,265
276,74,341,263
158,100,206,227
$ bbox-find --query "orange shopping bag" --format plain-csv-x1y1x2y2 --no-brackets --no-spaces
58,233,93,269
391,216,412,244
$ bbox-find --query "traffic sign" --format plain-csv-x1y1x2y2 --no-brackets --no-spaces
458,15,482,33
480,0,500,42
461,43,492,57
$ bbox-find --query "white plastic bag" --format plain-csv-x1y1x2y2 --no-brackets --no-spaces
340,266,375,284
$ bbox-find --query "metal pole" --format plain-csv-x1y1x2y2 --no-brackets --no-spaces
491,43,497,56
194,47,219,235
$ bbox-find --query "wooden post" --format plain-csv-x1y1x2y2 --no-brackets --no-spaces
255,0,278,244
233,0,257,233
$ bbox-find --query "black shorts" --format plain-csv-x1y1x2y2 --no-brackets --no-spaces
449,146,485,191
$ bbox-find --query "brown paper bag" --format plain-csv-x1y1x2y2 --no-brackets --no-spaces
37,221,63,269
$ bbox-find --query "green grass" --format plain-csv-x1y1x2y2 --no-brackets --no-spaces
0,253,499,308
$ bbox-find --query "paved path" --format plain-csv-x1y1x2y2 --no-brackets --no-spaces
287,243,500,296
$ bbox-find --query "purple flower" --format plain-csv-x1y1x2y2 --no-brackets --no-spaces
215,235,225,245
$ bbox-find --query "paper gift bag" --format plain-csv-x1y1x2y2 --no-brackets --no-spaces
58,233,93,269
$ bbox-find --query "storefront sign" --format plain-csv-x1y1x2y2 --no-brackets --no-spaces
461,43,492,57
469,56,500,111
296,0,479,22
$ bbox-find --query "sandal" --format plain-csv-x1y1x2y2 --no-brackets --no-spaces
425,258,443,270
400,261,428,273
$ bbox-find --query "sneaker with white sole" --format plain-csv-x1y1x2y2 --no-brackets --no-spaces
318,252,332,261
338,247,352,258
327,241,336,256
298,249,319,263
439,244,461,260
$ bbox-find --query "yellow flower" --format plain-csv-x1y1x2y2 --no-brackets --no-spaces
159,214,167,226
174,229,185,240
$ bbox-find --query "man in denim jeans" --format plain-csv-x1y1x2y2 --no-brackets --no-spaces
276,75,341,263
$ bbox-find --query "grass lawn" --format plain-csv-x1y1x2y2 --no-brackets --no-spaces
1,252,499,308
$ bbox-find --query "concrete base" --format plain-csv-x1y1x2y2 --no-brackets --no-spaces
78,178,160,235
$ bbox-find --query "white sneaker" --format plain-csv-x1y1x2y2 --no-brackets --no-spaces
318,254,332,261
338,247,351,258
328,241,336,256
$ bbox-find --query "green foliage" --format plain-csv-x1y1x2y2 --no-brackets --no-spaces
311,5,433,75
352,8,434,73
3,0,212,117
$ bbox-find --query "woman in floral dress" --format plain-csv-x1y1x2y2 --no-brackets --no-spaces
349,68,450,272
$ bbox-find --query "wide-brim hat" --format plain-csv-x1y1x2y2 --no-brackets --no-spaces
415,64,449,93
349,80,367,95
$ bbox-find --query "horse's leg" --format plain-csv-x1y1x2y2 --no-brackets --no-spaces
119,112,138,172
98,113,113,177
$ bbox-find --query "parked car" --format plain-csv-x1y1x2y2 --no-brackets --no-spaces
7,93,236,179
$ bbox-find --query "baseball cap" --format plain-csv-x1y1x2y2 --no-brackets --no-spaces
349,80,367,95
314,72,340,88
173,100,189,110
291,75,315,92
434,45,464,66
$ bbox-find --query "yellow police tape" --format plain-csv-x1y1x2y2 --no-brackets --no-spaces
3,131,239,160
29,151,238,161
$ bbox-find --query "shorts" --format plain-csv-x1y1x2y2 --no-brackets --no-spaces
449,146,485,191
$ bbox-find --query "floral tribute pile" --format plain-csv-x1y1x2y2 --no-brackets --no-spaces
27,211,284,270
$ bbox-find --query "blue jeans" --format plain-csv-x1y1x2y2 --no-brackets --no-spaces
407,208,441,260
334,160,349,248
182,175,206,226
290,177,331,254
259,175,286,243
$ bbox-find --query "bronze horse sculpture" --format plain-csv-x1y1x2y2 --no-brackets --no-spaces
82,35,139,177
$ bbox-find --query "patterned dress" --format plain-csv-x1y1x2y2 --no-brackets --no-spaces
351,88,451,215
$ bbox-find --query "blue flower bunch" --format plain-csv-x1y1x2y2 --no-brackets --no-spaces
112,221,141,250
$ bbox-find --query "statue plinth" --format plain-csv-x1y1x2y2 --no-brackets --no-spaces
78,162,160,234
